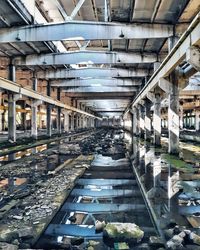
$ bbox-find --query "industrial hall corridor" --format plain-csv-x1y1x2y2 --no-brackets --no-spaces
0,0,200,249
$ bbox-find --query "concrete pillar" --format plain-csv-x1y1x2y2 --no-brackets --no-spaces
46,82,52,137
8,93,16,142
31,100,41,139
168,71,179,155
195,110,200,131
83,116,87,128
167,36,180,154
57,88,61,134
71,112,74,131
153,93,161,146
76,114,79,129
139,104,145,138
63,110,69,132
144,99,152,141
8,64,16,142
132,107,139,136
31,73,38,139
135,106,140,136
0,110,3,132
21,101,26,131
180,104,184,130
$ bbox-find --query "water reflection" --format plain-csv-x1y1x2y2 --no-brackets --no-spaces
130,138,190,230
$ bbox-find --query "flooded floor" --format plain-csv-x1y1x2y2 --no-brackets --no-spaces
1,129,200,249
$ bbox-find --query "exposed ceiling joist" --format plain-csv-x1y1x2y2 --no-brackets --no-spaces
0,21,174,43
51,78,142,87
62,86,137,93
37,67,149,79
14,51,158,65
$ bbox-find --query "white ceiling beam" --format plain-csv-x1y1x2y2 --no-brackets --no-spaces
0,21,173,42
51,78,141,87
14,51,157,65
62,86,137,93
37,67,149,79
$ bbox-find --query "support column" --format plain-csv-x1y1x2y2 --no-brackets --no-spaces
8,93,16,142
57,88,61,134
63,110,69,132
180,103,184,130
139,104,145,138
46,82,52,137
135,106,140,136
168,36,180,154
31,100,42,139
71,112,74,131
21,101,26,131
31,73,38,139
144,99,152,141
132,107,139,136
153,93,161,146
8,63,16,142
0,110,3,132
195,110,200,131
168,70,179,155
76,114,79,129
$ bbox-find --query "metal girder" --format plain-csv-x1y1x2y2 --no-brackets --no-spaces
14,51,157,66
0,21,174,43
0,76,100,119
66,92,134,98
45,224,103,238
62,86,138,93
61,203,146,213
76,179,136,186
128,12,200,112
70,188,140,197
37,67,149,79
51,78,141,87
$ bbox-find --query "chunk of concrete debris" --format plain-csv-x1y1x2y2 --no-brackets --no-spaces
0,242,18,250
12,215,23,220
190,232,200,245
149,236,165,248
103,223,144,245
18,226,33,239
95,220,106,232
166,234,184,249
0,229,18,243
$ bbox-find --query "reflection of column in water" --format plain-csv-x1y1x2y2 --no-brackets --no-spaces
153,158,161,187
8,177,15,193
8,153,16,161
31,147,37,154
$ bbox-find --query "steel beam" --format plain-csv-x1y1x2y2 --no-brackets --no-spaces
0,21,173,43
0,77,100,119
62,86,138,93
127,12,200,111
61,203,146,213
70,189,140,197
51,78,141,87
14,51,157,66
37,67,149,79
76,179,136,186
45,224,103,238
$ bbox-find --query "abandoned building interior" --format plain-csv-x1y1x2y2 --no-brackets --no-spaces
0,0,200,249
